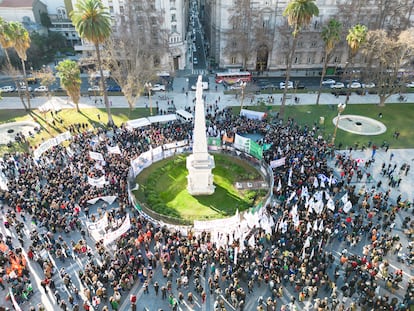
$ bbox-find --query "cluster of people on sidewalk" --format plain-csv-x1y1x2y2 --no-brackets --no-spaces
0,109,413,311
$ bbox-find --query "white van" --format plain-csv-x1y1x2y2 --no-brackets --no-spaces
176,110,194,123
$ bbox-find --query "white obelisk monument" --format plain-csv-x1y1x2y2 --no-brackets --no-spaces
186,75,215,195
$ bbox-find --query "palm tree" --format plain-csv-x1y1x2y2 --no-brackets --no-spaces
9,22,31,110
344,24,368,105
281,0,319,118
56,60,82,112
0,19,29,110
70,0,113,125
316,19,342,105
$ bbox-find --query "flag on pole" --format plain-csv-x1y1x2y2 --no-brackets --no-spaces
341,192,348,204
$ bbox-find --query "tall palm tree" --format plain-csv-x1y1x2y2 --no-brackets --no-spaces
344,24,368,105
316,18,342,105
9,22,31,110
70,0,113,125
281,0,319,118
56,60,82,112
0,18,29,110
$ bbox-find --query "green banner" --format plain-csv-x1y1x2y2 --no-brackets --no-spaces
249,140,263,160
263,143,273,151
207,137,221,146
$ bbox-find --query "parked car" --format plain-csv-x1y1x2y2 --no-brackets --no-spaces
107,85,122,92
151,84,166,92
406,81,414,88
18,85,32,92
347,81,362,89
34,85,48,92
362,82,376,89
322,78,336,85
279,81,294,89
295,83,306,89
0,85,15,93
330,82,345,89
88,85,101,92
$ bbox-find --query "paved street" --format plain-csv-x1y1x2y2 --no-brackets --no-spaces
0,73,413,311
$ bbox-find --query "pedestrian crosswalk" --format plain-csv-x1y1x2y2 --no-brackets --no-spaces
192,69,206,75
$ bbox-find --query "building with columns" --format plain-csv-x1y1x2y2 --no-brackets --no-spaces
203,0,414,76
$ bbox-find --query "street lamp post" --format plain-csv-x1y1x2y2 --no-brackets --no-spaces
331,102,346,146
145,82,153,115
240,81,247,111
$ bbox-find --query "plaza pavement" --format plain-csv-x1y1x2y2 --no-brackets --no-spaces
0,74,413,310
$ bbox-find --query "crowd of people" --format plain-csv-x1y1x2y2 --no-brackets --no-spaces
0,107,413,311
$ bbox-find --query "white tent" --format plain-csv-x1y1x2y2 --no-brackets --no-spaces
38,97,73,113
240,109,266,120
147,114,177,124
125,118,151,130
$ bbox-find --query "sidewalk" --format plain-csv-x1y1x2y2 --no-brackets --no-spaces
0,84,413,112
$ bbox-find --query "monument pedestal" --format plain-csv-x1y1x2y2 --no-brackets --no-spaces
186,154,215,195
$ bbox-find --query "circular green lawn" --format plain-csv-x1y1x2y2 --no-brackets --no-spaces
134,153,266,222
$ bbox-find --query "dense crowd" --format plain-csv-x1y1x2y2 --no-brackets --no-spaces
0,109,413,311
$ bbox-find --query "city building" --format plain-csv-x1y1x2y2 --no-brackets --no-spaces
0,0,48,34
70,0,189,72
203,0,414,76
42,0,80,47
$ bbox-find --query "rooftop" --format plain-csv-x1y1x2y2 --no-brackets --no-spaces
0,0,34,8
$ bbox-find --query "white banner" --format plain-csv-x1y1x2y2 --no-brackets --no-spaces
234,134,250,153
86,213,108,232
88,176,108,188
89,151,104,161
87,196,117,205
130,150,153,177
107,145,121,155
163,140,188,150
104,214,131,245
33,131,72,159
270,157,286,168
194,213,240,231
152,146,164,162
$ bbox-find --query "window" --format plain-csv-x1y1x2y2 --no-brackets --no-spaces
172,25,177,32
171,14,176,22
109,6,114,13
311,41,317,48
120,6,124,14
231,56,236,64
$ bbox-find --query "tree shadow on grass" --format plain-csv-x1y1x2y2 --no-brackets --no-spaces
193,183,250,216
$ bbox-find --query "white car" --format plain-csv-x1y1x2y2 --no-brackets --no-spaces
88,85,101,92
347,82,362,88
330,82,345,89
0,85,15,92
406,82,414,88
34,85,48,92
279,81,293,89
18,85,32,92
193,57,198,65
151,84,166,92
322,78,336,85
362,82,375,89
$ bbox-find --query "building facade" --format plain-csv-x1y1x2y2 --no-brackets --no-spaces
203,0,414,76
42,0,80,47
70,0,188,72
0,0,48,34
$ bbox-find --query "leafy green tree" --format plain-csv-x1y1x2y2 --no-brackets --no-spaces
10,22,32,110
281,0,319,118
70,0,113,125
344,24,368,105
316,18,342,105
0,18,29,110
56,59,81,112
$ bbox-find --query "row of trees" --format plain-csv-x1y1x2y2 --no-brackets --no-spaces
1,0,166,125
279,0,414,117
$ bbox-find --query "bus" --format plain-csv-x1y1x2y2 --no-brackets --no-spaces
215,71,252,84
